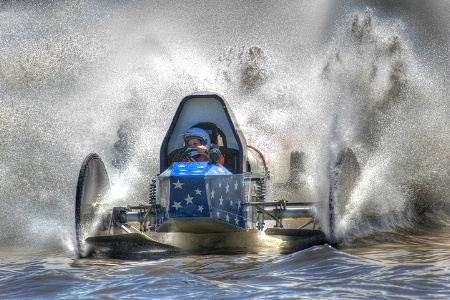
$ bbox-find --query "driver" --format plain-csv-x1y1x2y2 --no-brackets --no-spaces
181,127,211,162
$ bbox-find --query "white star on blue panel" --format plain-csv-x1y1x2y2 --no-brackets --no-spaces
185,194,194,205
173,180,184,189
172,201,182,210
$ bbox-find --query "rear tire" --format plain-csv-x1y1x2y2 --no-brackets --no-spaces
75,153,110,258
328,148,360,245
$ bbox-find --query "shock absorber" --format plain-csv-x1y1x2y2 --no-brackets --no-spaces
256,178,266,230
149,179,156,205
148,179,157,229
257,178,266,202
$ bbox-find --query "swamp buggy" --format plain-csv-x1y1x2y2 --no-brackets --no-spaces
75,92,359,258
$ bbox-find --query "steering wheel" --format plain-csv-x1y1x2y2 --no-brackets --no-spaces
180,148,198,161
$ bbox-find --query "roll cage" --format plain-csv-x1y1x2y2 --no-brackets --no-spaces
160,93,247,174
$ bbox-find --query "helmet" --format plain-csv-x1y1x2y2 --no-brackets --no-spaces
182,128,211,154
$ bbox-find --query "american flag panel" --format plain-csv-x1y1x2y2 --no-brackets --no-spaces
168,175,210,217
157,162,248,229
206,174,246,229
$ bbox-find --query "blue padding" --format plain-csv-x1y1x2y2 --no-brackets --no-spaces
168,162,232,176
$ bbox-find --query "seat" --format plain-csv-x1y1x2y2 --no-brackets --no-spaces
166,122,241,173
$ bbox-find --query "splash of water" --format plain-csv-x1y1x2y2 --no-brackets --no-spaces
1,1,449,253
321,9,450,242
